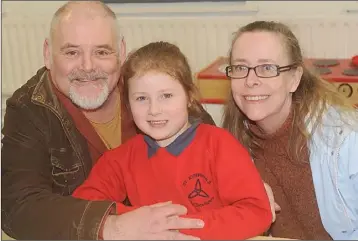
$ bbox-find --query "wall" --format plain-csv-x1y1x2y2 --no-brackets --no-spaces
3,1,358,16
2,1,358,125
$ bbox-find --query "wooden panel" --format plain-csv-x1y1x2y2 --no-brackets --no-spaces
196,57,229,104
196,78,230,104
334,82,358,105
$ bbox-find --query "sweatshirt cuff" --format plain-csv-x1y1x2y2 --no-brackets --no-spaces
97,204,116,240
77,200,115,240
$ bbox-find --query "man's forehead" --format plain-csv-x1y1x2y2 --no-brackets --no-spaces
54,17,117,47
59,2,112,19
58,13,115,31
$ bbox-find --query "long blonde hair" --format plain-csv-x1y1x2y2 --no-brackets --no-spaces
222,21,356,162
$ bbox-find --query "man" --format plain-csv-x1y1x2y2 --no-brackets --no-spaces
1,1,215,240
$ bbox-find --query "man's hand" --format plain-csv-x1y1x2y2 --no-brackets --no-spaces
102,201,204,240
263,183,281,223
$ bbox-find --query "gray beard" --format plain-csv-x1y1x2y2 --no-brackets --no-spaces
69,82,110,110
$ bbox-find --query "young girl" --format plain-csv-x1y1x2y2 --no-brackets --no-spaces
72,41,272,240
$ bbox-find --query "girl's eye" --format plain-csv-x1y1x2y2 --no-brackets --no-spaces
136,96,147,101
162,93,173,99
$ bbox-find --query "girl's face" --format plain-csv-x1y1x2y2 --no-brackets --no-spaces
128,71,190,147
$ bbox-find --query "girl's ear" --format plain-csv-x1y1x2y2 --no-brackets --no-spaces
187,91,195,108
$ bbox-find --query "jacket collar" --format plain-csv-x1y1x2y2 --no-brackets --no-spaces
31,67,63,114
30,67,138,160
30,68,107,168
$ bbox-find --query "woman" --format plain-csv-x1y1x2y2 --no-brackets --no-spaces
222,20,358,240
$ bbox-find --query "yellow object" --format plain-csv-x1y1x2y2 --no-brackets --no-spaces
2,231,15,240
90,95,122,149
195,57,230,104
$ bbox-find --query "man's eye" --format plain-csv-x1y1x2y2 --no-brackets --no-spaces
65,51,78,56
96,50,110,56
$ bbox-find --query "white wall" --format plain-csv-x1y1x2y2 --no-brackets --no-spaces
2,1,358,126
253,1,358,16
3,1,358,16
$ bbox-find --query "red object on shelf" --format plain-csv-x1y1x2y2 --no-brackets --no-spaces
304,58,358,83
304,58,358,106
195,57,230,104
352,55,358,67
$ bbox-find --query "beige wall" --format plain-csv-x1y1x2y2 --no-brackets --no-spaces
2,1,358,126
2,1,358,17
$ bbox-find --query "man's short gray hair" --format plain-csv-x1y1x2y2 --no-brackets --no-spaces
48,1,122,52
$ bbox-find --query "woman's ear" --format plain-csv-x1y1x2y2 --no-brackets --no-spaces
290,65,303,93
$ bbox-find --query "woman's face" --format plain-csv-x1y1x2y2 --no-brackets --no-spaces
230,31,302,133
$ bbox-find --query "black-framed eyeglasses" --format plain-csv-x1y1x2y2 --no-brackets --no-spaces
225,63,297,79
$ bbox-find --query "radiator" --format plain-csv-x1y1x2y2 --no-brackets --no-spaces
2,15,358,97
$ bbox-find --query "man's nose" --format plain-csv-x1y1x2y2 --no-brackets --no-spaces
81,53,94,72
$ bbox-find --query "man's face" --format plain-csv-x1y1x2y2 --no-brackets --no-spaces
44,14,124,110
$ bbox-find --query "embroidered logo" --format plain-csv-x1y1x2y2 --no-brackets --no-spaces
188,179,209,199
182,173,214,207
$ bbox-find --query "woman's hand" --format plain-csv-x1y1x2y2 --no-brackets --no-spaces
263,183,281,223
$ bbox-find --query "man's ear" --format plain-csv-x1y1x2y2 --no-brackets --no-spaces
290,65,303,93
43,38,52,70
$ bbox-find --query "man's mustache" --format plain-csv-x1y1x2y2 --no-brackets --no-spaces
68,70,109,82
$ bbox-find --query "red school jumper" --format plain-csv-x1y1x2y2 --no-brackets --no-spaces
72,123,272,240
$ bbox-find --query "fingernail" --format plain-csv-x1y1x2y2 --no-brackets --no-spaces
197,220,205,227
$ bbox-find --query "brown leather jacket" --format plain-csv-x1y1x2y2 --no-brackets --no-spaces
1,67,216,240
